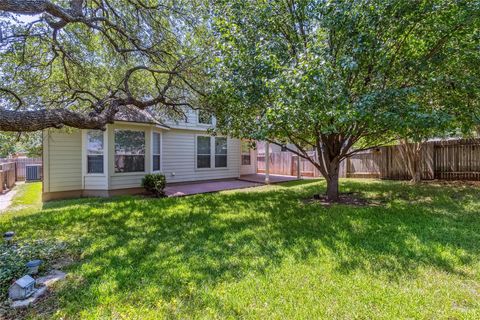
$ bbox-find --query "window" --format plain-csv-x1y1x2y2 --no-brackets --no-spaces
152,132,161,171
215,137,227,167
198,110,213,124
197,136,211,168
196,136,228,168
241,141,251,165
87,130,104,174
114,130,145,173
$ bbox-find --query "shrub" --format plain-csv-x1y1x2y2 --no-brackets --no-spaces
142,173,166,197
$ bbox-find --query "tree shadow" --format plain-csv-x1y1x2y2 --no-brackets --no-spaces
3,179,480,316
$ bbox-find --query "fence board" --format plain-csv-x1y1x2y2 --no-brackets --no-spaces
0,158,42,181
0,162,16,191
256,138,480,181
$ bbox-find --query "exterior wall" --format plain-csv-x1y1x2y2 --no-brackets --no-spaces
43,129,82,193
43,117,242,200
240,147,257,175
162,129,241,183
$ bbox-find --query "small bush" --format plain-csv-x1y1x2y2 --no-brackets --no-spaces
142,173,166,197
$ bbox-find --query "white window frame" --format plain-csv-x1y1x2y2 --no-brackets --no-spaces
197,110,217,126
151,131,162,172
84,129,107,176
114,129,146,174
195,135,228,170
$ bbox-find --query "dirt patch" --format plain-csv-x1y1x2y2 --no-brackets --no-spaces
303,193,380,207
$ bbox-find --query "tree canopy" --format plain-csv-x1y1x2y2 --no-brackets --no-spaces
0,0,206,131
205,0,480,199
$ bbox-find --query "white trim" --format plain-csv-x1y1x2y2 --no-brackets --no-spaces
151,130,162,173
196,110,217,127
83,129,107,177
194,134,228,170
160,131,163,172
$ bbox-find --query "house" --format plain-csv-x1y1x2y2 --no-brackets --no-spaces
42,106,257,201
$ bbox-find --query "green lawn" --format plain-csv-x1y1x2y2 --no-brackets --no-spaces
1,180,479,319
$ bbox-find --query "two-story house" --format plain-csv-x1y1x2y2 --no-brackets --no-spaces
42,106,257,201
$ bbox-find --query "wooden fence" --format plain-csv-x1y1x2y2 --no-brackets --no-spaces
0,162,16,193
0,157,42,181
257,152,347,178
256,139,480,181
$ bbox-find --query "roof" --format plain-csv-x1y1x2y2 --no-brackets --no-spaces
14,275,35,288
114,105,170,129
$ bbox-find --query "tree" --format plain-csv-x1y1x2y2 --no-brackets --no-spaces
0,132,42,157
0,0,206,132
205,0,480,201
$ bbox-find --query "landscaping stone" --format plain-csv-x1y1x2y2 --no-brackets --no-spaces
10,286,47,309
36,270,67,287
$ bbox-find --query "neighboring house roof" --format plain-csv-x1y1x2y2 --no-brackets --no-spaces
114,105,170,129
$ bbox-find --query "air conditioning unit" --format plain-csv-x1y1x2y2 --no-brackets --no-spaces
26,165,42,181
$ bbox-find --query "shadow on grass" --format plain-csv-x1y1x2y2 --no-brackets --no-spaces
3,179,480,315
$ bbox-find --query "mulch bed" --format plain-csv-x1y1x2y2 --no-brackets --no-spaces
303,193,380,207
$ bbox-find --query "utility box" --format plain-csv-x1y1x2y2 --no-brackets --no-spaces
9,275,36,300
26,164,42,181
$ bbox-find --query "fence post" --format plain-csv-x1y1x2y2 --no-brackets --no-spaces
265,142,270,184
296,154,301,179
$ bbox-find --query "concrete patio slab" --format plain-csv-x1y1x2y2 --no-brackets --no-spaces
238,173,299,184
165,179,260,197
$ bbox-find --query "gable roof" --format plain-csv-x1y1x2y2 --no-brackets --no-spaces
114,105,170,129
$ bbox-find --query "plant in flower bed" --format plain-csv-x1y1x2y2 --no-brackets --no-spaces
0,239,68,298
142,173,166,197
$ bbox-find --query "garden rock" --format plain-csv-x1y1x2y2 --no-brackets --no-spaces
10,286,47,309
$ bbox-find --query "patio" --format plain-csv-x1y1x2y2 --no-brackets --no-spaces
238,173,299,184
164,179,261,197
164,174,299,197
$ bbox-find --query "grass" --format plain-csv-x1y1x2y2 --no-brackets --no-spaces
1,179,479,319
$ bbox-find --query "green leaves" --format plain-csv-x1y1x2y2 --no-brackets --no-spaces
206,0,480,144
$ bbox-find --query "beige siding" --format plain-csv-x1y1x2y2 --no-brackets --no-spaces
84,175,108,190
240,148,257,175
43,129,82,193
162,129,241,183
44,123,243,196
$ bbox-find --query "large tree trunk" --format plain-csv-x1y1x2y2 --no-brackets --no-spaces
316,144,343,202
325,163,340,201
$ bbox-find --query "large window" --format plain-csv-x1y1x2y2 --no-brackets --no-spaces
87,130,104,174
215,137,227,168
196,136,228,168
114,130,145,173
198,110,213,125
197,136,211,168
152,132,161,171
241,141,251,165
